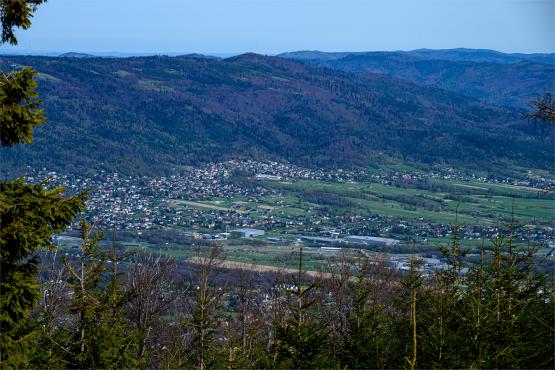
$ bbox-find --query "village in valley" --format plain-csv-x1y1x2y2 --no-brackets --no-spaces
20,160,554,275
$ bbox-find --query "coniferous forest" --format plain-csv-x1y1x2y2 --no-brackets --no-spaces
1,1,554,369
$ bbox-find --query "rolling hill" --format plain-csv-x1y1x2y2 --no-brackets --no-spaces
0,53,552,176
58,52,95,58
279,48,555,65
280,50,555,109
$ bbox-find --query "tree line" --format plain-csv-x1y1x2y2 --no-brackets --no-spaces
6,223,554,369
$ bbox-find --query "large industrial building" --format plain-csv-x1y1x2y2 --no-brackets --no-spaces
255,174,282,181
345,235,400,247
296,235,340,244
231,228,265,238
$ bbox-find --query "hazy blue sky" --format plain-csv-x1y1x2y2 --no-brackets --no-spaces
2,0,554,55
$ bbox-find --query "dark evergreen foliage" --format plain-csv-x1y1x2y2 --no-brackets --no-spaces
0,0,45,45
0,67,44,147
55,222,144,368
0,3,86,366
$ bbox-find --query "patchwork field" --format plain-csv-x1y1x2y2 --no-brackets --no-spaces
236,177,555,227
57,172,554,273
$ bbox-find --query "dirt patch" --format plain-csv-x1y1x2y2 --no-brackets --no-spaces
490,183,542,192
454,183,488,190
257,205,275,210
189,257,324,278
174,200,230,212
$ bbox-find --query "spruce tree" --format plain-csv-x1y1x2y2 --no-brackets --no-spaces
473,233,553,368
180,246,225,370
0,181,85,366
62,222,142,368
0,2,87,366
339,274,390,369
274,246,329,369
419,221,467,368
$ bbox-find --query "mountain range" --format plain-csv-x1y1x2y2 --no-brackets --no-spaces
279,48,555,64
0,49,553,176
279,49,555,109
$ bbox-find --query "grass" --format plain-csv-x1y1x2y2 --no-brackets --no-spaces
255,178,554,226
171,175,553,230
107,173,554,272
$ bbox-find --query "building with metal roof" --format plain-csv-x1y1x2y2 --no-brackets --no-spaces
345,235,400,247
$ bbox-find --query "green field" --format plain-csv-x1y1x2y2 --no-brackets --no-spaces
248,178,554,226
58,173,554,272
168,176,553,249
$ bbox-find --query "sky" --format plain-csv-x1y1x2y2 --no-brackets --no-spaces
2,0,554,55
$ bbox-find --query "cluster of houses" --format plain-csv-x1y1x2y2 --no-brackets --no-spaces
22,162,378,233
23,162,554,248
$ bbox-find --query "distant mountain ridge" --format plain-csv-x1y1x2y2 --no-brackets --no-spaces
0,53,551,175
280,49,555,109
176,53,221,60
279,48,555,64
58,52,95,58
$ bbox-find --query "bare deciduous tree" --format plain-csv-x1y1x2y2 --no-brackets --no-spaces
126,252,177,359
527,93,555,125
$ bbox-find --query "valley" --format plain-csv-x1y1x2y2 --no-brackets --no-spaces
30,160,553,274
2,0,553,365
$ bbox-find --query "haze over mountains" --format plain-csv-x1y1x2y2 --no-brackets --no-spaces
0,49,553,176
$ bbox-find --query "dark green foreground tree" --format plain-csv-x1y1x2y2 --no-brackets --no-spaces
0,0,46,146
59,222,142,368
274,247,329,369
0,1,86,366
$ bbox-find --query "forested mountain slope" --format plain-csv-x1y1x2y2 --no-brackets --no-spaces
280,51,555,109
280,48,555,64
406,48,555,64
0,54,551,175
